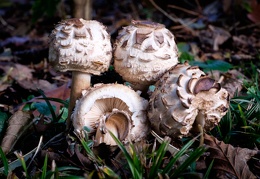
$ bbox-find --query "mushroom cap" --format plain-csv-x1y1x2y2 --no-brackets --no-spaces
113,20,179,90
72,83,150,145
148,62,230,138
49,18,112,75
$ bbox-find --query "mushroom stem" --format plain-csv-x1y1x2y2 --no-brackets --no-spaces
67,71,91,129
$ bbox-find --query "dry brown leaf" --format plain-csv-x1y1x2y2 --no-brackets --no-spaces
204,134,258,179
0,84,10,92
7,64,34,81
0,110,33,154
198,25,231,51
222,69,247,98
19,79,57,91
247,0,260,23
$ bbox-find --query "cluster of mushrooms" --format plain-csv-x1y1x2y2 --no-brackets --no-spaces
49,18,230,146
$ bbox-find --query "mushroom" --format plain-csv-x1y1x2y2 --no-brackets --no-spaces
148,62,230,138
72,83,150,146
49,18,112,128
113,20,179,91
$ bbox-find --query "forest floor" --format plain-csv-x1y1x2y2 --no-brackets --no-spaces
0,0,259,178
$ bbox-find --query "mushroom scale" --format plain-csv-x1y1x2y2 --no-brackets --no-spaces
113,20,179,91
49,18,112,75
72,83,150,146
148,62,230,138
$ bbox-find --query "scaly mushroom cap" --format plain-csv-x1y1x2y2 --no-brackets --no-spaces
114,20,179,91
49,18,112,75
72,83,150,146
148,62,229,138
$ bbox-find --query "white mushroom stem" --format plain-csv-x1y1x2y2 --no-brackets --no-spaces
67,71,91,128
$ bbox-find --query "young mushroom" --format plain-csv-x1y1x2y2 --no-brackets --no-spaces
48,18,112,128
113,20,179,92
72,83,150,146
148,62,230,138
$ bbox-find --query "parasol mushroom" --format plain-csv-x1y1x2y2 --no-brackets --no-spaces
148,62,230,138
113,20,179,91
48,18,112,128
72,83,150,146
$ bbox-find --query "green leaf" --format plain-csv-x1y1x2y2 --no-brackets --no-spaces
31,102,56,117
38,89,57,121
177,42,190,52
179,52,195,63
0,147,9,176
190,60,232,72
0,111,9,139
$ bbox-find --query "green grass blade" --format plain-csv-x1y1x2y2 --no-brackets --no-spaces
14,151,29,178
41,154,48,179
37,97,69,107
129,143,142,173
80,138,102,165
0,147,9,176
148,137,170,178
170,146,206,178
108,130,142,179
203,159,214,179
38,89,57,122
99,165,121,179
237,104,248,127
162,135,200,175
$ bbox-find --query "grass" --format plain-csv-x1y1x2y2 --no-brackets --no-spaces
1,73,259,178
211,64,260,149
0,59,259,178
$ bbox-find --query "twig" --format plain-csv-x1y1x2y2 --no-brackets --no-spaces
149,0,195,34
130,0,140,20
236,22,260,31
195,0,202,13
218,75,224,84
168,4,200,16
0,16,15,31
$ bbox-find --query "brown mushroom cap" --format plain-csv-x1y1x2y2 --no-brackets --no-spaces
72,83,150,145
49,18,112,75
148,62,230,138
113,20,179,91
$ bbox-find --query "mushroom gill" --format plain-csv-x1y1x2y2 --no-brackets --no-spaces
72,83,150,146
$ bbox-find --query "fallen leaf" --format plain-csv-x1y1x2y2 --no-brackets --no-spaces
0,84,10,92
19,79,57,91
222,69,247,98
204,134,258,179
0,110,33,154
1,63,34,82
198,25,231,51
247,0,260,23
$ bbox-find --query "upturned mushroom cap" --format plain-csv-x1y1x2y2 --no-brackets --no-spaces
113,20,179,91
148,62,230,138
72,83,150,145
49,18,112,75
